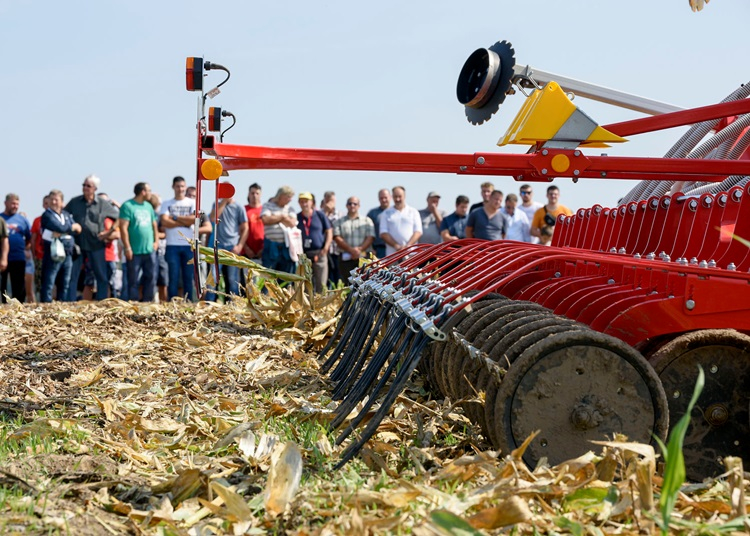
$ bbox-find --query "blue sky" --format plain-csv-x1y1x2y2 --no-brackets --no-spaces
2,1,748,219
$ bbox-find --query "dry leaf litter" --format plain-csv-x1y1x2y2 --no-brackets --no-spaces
0,279,747,535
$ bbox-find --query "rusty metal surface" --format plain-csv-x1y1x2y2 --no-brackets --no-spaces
651,329,750,481
492,330,668,467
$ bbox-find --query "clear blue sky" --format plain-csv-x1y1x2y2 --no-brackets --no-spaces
2,1,748,220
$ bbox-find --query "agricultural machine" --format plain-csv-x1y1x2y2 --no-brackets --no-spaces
186,40,750,480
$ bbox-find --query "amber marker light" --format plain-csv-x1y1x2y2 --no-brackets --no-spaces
186,57,203,91
208,107,222,131
201,159,223,181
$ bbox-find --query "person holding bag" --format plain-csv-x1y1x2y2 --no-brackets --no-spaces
40,190,81,302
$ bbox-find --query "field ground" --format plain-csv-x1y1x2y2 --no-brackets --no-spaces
0,294,748,535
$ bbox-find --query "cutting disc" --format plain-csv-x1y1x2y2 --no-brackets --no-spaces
457,40,516,126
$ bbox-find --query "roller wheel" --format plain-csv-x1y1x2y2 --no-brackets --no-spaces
651,329,750,481
493,330,668,468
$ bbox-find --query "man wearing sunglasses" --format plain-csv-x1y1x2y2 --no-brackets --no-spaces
518,184,543,244
65,175,120,301
334,197,375,283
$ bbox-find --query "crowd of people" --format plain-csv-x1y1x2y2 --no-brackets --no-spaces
0,177,573,304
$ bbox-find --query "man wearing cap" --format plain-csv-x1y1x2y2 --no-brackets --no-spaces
379,186,422,256
297,192,331,293
418,192,447,245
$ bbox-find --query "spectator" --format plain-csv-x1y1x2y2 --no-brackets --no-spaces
469,182,497,213
160,176,198,300
186,186,197,199
96,193,122,299
379,186,422,256
0,217,7,276
440,195,470,242
119,182,159,302
40,190,81,303
20,212,35,303
366,188,391,258
240,183,265,293
320,191,341,287
418,192,446,244
1,193,31,303
518,184,543,244
502,193,531,242
297,192,331,293
466,190,506,240
30,195,49,300
334,196,374,283
147,193,168,303
65,175,120,301
208,193,248,300
261,186,297,274
530,185,573,245
242,183,264,262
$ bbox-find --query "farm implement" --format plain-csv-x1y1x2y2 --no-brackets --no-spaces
186,40,750,480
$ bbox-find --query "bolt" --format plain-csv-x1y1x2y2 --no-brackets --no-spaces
574,150,581,157
554,271,561,278
728,263,737,271
476,156,485,165
610,247,617,253
601,172,607,177
705,404,729,426
607,278,615,284
460,165,467,171
699,260,708,268
633,253,642,259
690,257,698,265
708,259,717,268
646,252,655,260
573,169,580,176
541,168,548,175
618,247,626,254
686,299,695,310
710,364,718,373
542,149,549,156
517,175,524,180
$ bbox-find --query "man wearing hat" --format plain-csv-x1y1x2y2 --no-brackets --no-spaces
418,191,447,244
297,192,331,293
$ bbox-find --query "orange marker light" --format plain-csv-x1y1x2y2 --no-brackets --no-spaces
201,159,223,181
186,57,203,92
208,107,222,131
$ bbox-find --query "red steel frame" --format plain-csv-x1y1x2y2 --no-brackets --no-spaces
196,96,750,346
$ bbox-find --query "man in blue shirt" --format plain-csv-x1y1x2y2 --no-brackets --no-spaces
209,195,248,300
1,193,31,303
466,190,507,240
440,195,470,242
297,192,332,293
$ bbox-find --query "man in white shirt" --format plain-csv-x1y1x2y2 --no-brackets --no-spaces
518,184,543,244
501,193,531,242
260,186,297,274
159,176,197,300
379,186,422,256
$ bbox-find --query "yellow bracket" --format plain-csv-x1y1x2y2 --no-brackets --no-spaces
498,81,627,148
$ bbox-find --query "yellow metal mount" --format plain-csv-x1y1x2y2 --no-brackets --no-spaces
498,81,627,149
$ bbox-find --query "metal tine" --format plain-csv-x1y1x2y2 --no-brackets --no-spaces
328,313,412,431
317,288,358,360
330,302,392,399
333,326,418,442
324,270,409,379
321,290,381,375
333,288,446,402
328,292,386,382
333,331,431,469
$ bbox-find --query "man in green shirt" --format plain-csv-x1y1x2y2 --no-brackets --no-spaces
119,182,158,302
